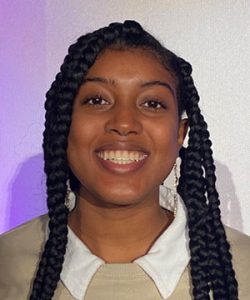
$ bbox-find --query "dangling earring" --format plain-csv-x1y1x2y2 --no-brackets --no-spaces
65,180,76,211
173,162,178,217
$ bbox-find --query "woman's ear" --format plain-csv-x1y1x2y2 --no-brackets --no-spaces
177,118,189,148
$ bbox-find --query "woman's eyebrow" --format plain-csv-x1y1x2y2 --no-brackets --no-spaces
140,80,175,98
83,77,175,98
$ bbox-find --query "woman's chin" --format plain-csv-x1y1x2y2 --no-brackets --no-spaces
79,184,159,210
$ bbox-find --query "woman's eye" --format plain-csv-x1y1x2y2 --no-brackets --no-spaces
143,100,166,110
83,95,109,105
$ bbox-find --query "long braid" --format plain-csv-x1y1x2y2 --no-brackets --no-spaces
201,116,238,299
178,58,238,299
178,59,210,299
29,72,73,299
29,21,144,299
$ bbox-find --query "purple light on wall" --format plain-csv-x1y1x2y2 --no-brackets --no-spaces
0,1,47,233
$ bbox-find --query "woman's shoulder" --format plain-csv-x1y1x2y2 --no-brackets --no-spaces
0,215,48,299
0,214,48,248
225,226,250,299
1,214,48,234
0,214,48,267
225,226,250,254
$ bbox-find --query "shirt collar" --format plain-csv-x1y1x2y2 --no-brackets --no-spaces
135,186,190,299
60,186,189,300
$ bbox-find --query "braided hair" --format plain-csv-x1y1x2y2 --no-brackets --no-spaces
29,20,238,300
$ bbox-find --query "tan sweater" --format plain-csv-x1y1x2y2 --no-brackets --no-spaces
0,215,250,299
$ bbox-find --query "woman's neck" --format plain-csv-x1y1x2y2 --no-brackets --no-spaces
68,195,174,263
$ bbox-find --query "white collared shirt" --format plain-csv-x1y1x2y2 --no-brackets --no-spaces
60,186,190,300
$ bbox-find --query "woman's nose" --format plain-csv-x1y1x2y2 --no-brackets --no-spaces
104,104,143,136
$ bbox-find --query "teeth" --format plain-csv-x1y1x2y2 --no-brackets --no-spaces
97,150,147,164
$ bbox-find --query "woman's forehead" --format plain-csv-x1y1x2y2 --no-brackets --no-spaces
84,48,177,88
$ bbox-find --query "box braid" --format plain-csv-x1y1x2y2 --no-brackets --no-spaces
177,59,238,299
29,20,238,299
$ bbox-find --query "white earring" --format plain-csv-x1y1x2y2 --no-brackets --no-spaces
65,180,76,211
173,162,178,217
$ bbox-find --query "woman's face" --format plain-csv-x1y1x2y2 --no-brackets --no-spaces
67,48,187,208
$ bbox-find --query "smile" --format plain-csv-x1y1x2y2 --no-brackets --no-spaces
97,150,148,165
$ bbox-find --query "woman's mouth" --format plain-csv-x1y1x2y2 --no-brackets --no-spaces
96,150,149,173
97,150,147,164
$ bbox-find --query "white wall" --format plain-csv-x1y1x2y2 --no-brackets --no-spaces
1,0,249,234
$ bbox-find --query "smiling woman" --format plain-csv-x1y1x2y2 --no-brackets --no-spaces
67,49,185,211
0,20,250,300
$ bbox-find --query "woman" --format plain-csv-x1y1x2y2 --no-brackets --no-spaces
1,20,249,300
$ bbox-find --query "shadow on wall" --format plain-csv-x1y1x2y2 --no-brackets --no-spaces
215,160,243,232
7,153,47,231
